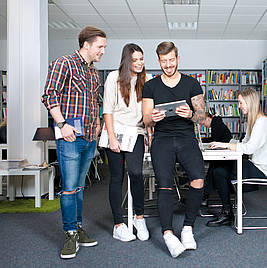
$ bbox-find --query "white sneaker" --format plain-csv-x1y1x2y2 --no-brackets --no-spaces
113,223,136,242
163,232,185,258
181,226,197,250
133,215,149,241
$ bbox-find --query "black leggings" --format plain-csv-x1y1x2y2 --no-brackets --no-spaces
106,135,145,225
212,158,266,207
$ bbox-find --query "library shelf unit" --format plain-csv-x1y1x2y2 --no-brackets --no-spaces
0,70,7,123
98,68,262,138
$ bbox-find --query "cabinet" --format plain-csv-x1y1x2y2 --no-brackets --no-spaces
98,68,262,138
262,59,267,115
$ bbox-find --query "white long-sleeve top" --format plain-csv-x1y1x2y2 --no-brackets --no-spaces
236,116,267,176
103,70,152,134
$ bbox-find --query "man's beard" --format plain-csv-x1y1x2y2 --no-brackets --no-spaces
161,64,178,77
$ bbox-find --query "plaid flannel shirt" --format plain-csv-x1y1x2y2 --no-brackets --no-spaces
42,50,100,141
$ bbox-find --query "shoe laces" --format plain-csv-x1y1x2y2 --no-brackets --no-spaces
64,232,77,248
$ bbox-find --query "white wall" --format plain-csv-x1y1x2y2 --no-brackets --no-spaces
49,39,267,70
1,38,267,71
0,40,7,70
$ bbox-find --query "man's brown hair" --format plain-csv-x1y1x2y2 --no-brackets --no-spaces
78,26,106,48
156,41,178,58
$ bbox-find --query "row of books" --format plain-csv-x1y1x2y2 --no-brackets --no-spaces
208,103,239,117
207,88,238,100
225,121,240,133
241,72,261,85
183,72,206,85
207,71,240,85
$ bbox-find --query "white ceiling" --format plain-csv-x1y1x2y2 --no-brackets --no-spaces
0,0,267,40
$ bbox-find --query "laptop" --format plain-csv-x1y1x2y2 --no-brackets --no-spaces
197,126,230,152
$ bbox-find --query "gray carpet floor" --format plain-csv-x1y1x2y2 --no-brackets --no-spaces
1,164,267,268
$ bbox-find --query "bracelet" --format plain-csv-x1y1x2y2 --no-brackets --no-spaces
188,111,194,120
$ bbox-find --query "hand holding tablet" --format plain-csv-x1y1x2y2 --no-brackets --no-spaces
155,100,187,117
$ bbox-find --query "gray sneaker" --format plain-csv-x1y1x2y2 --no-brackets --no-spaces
78,226,98,247
60,231,79,259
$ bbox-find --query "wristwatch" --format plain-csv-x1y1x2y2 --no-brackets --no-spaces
57,121,67,129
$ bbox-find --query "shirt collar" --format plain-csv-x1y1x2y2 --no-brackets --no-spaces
74,50,96,69
75,50,87,64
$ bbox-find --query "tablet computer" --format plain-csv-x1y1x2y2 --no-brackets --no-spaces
155,100,187,117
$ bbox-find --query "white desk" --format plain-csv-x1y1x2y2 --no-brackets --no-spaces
202,150,243,234
127,150,244,235
0,166,55,208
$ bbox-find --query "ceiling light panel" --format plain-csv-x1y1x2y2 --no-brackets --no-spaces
163,0,199,5
48,21,80,30
168,21,197,30
165,5,199,14
167,14,198,21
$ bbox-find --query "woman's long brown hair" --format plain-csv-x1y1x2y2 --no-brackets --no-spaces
118,43,146,106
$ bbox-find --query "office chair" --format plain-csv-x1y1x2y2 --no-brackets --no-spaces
231,177,267,230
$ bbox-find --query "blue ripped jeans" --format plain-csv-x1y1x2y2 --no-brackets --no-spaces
56,138,96,231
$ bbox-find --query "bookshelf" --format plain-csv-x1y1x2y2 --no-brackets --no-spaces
0,70,7,123
262,59,267,115
98,68,262,138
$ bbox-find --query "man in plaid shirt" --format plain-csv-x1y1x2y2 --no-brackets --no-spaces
42,26,106,259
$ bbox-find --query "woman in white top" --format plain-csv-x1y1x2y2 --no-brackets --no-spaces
103,44,152,241
207,88,267,227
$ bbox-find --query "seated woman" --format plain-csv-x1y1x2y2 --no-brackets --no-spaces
206,88,267,227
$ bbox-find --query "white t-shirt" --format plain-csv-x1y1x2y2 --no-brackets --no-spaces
236,116,267,176
103,70,152,135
